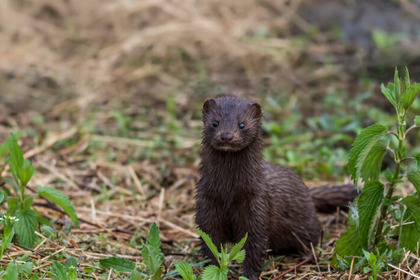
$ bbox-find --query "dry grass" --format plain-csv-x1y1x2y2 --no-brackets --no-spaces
0,0,419,279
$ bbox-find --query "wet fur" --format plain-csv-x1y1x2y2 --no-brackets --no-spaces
195,97,321,280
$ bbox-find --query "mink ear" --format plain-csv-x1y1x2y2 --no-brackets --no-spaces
202,98,217,115
249,102,262,119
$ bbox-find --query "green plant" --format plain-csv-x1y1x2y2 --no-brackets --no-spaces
0,214,18,260
176,230,248,280
100,222,164,279
372,29,404,51
361,249,386,280
0,255,36,279
333,68,420,271
48,259,78,280
1,133,79,249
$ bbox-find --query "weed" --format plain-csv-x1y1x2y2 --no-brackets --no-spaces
100,222,164,279
0,133,79,255
177,230,248,280
333,67,420,276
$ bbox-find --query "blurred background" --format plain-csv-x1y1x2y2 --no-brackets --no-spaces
1,0,420,184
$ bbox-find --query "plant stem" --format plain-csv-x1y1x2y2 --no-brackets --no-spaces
374,126,404,246
374,162,400,245
405,124,417,137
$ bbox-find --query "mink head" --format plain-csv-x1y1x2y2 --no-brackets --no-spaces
201,97,262,152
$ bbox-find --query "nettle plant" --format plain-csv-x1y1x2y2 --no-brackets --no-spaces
0,134,79,252
100,223,248,280
333,68,420,269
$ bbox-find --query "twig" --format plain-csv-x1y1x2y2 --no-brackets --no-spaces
128,165,145,196
348,256,354,280
34,202,100,228
40,246,66,262
387,263,420,279
24,128,78,159
38,161,80,190
310,242,320,273
90,134,152,147
157,188,165,227
76,208,199,238
271,256,313,280
107,268,113,280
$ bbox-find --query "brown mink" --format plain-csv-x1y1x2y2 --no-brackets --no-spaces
195,96,324,279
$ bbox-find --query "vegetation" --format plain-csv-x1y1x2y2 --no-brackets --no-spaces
333,68,420,277
1,0,420,279
0,134,79,278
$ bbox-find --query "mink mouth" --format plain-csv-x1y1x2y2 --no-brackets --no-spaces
213,143,243,152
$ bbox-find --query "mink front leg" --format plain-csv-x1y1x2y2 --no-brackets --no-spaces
195,200,229,265
236,199,268,280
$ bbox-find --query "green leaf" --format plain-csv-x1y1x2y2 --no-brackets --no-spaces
7,197,19,215
332,181,385,267
381,83,396,107
14,207,38,248
360,142,387,182
220,245,228,267
407,170,420,194
363,266,372,273
394,67,401,104
414,154,420,171
151,267,163,280
2,227,15,253
228,233,247,263
68,266,77,280
197,229,220,264
142,244,164,275
42,225,54,236
238,277,249,280
19,159,34,187
4,260,18,280
0,141,8,158
38,186,79,228
131,270,143,280
201,265,228,280
400,196,420,252
18,262,33,276
175,262,195,280
231,250,246,264
50,261,68,280
64,257,78,268
404,66,411,92
415,116,420,127
362,249,372,264
348,125,388,186
99,257,135,272
22,195,34,211
399,83,420,110
7,133,24,187
358,182,385,246
147,222,161,249
0,190,5,204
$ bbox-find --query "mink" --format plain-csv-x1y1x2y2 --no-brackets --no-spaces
195,96,323,280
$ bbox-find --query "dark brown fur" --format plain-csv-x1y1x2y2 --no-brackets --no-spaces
195,97,321,280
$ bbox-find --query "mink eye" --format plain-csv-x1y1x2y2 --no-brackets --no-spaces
239,123,245,129
212,121,219,127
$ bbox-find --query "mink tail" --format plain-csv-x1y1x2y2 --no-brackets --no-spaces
309,184,359,213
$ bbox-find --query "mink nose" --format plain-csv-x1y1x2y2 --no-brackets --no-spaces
221,133,233,142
